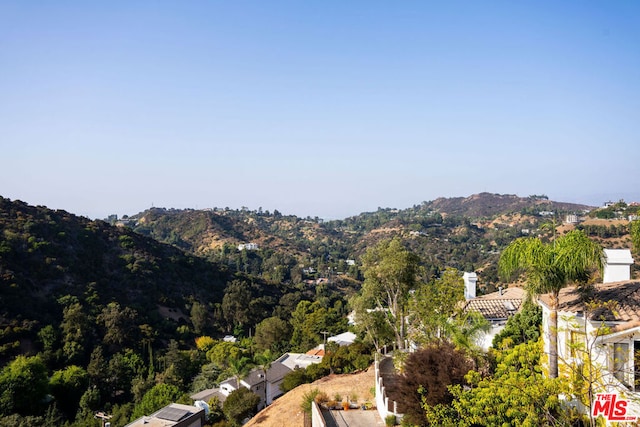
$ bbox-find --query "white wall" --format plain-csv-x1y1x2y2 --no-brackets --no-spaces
603,249,634,283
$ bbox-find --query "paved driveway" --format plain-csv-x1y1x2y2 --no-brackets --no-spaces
321,408,385,427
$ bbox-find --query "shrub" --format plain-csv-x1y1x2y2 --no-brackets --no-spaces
385,414,396,426
223,388,260,427
394,342,473,426
280,368,307,393
301,388,320,414
314,391,329,405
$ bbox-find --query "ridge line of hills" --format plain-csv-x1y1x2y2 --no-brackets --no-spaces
1,192,633,424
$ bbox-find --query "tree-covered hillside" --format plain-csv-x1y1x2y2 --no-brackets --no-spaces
0,197,346,425
130,193,594,293
0,197,232,358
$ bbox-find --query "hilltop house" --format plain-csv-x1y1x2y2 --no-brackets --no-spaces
461,272,525,349
538,249,640,414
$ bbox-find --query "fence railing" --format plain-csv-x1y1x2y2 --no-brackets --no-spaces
374,354,403,422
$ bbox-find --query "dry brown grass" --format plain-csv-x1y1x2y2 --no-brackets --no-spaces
244,367,376,427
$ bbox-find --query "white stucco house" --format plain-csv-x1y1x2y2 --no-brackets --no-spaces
538,249,640,416
463,286,526,350
461,272,525,350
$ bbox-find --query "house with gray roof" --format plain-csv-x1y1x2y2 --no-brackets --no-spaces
190,357,307,410
126,403,205,427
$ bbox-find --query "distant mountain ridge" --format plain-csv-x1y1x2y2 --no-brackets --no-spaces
121,192,599,290
423,192,593,218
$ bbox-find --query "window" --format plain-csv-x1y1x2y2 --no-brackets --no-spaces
613,342,630,387
566,330,585,359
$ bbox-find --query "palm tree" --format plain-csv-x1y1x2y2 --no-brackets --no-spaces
228,356,252,392
254,350,275,407
498,229,603,378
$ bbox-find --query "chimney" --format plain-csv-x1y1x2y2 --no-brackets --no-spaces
463,272,477,300
603,249,634,284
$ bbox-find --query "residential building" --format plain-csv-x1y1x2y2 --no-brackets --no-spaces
538,248,640,415
264,361,292,405
238,242,259,251
190,352,324,410
126,403,205,427
565,214,579,224
328,331,357,347
276,352,323,371
190,388,226,405
462,272,525,350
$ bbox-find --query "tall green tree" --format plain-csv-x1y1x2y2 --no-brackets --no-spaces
59,296,92,364
207,341,243,371
408,267,466,344
498,229,602,378
190,301,209,336
254,316,291,354
223,387,260,427
131,383,182,421
350,292,395,352
97,301,139,352
630,219,640,255
49,365,89,420
360,238,422,350
228,356,252,390
0,356,49,416
289,300,347,352
222,280,252,332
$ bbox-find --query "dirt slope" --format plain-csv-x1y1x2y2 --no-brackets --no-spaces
245,367,376,427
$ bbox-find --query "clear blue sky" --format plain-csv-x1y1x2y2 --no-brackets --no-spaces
1,1,639,219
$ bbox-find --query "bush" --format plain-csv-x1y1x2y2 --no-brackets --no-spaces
394,342,473,426
280,368,307,393
300,388,320,414
385,414,396,426
305,362,330,382
314,391,329,405
321,342,374,374
223,388,260,427
492,300,542,349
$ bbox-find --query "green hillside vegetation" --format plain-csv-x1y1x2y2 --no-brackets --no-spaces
131,193,593,293
0,197,353,425
2,193,631,426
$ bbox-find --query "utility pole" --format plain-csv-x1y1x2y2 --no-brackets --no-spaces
321,331,332,374
321,331,329,351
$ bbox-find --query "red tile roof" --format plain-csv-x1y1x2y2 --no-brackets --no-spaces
463,287,526,320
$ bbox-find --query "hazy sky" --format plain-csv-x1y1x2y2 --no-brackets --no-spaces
1,2,639,220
